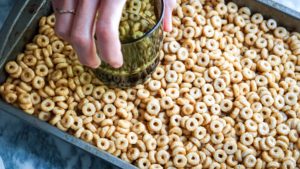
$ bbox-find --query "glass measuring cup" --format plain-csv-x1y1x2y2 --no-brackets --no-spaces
94,0,164,88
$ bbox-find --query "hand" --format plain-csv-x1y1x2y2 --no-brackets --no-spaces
52,0,176,69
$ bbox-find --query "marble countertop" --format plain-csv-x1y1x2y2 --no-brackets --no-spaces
0,0,299,169
273,0,300,12
0,111,112,169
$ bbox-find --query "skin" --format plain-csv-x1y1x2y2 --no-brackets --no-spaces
52,0,176,69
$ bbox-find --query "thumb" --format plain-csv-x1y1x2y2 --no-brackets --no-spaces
163,0,176,32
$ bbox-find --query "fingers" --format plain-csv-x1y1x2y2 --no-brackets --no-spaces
163,0,176,32
52,0,77,41
96,0,126,68
52,0,173,69
70,0,101,68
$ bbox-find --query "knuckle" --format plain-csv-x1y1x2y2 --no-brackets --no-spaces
97,28,110,40
96,24,117,40
70,33,91,47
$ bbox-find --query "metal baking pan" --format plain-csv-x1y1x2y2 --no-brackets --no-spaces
0,0,299,169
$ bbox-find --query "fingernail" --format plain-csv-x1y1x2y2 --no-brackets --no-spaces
81,61,99,69
110,59,123,68
90,64,99,69
111,62,123,68
165,27,172,32
90,60,101,69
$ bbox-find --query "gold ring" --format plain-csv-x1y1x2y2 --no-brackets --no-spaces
54,8,75,14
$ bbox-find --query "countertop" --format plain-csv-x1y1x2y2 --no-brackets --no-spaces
0,0,299,169
273,0,300,12
0,111,110,169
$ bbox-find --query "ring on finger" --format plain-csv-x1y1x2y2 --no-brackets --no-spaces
54,8,76,14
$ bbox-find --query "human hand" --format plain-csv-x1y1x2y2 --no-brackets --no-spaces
52,0,176,69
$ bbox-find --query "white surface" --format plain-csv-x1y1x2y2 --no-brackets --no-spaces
273,0,300,12
0,157,5,169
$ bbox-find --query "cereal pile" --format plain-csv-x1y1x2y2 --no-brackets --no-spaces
120,0,157,41
1,0,300,168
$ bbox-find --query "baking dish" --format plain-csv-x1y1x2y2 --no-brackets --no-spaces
0,0,299,168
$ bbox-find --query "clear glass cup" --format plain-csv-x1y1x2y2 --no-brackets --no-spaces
93,0,164,88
